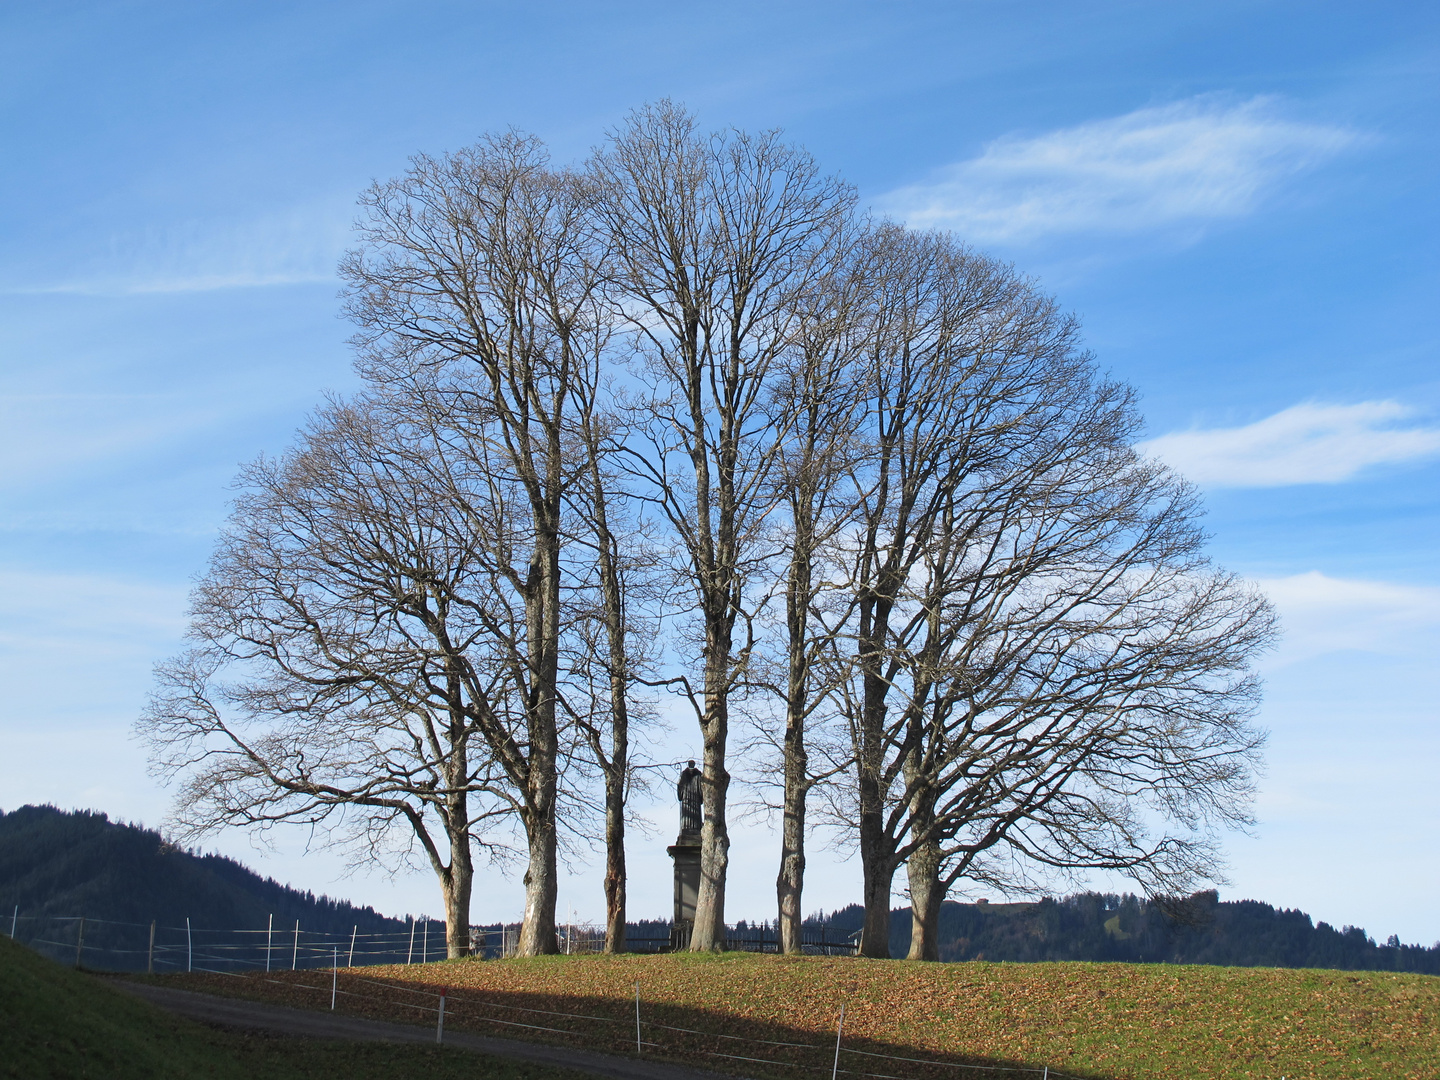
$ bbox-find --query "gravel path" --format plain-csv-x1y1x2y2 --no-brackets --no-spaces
112,979,744,1080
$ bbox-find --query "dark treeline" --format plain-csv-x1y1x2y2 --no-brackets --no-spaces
0,805,410,963
818,893,1440,974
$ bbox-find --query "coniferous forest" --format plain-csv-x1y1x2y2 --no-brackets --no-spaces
0,805,405,934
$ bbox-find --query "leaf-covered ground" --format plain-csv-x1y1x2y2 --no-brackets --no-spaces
163,952,1440,1080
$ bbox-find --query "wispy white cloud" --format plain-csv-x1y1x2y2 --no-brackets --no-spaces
875,96,1358,241
1256,571,1440,665
1137,401,1440,488
5,201,351,296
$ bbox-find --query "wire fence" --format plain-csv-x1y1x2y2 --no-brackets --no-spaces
174,965,1087,1080
6,909,858,971
5,910,487,972
6,908,1081,1080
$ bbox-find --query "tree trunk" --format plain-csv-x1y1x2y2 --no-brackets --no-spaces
518,496,563,957
442,785,475,960
603,767,627,953
859,844,897,958
905,836,944,961
518,810,559,955
442,862,473,959
777,486,814,956
775,741,807,954
690,717,730,950
856,616,895,958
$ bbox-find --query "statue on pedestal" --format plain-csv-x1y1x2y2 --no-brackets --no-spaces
676,759,702,835
668,759,704,948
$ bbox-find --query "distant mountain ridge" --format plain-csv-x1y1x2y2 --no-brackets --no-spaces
816,893,1440,974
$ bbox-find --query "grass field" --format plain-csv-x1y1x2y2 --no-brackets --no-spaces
165,951,1440,1080
0,934,585,1080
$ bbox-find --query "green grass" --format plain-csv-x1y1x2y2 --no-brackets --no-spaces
0,934,588,1080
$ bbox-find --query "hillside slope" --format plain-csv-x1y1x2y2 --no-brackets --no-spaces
0,805,409,969
170,951,1440,1080
0,933,586,1080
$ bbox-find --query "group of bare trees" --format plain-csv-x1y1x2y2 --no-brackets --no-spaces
140,104,1274,961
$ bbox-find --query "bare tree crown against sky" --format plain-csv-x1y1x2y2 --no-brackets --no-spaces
140,396,517,959
141,104,1273,958
589,102,856,950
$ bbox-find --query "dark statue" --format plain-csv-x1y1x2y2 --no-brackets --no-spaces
677,759,703,834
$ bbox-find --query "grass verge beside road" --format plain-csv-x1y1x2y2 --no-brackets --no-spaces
164,951,1440,1080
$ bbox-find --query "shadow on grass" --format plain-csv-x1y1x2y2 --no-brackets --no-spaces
153,968,1115,1080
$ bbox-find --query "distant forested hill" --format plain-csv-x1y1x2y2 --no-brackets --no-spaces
0,805,414,969
817,893,1440,973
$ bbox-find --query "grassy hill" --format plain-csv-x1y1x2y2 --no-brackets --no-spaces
167,951,1440,1080
0,933,582,1080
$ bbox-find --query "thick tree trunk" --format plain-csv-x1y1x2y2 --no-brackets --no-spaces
859,846,898,958
856,604,896,958
442,786,475,959
517,497,563,957
905,836,944,961
518,810,559,955
690,708,730,950
442,863,473,959
775,739,807,954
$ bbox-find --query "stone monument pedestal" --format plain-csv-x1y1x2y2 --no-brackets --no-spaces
667,830,701,950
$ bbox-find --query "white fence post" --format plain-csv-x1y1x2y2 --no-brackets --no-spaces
407,917,415,965
148,920,156,974
9,906,15,939
831,1003,846,1080
331,947,338,1010
436,992,445,1044
348,924,357,968
266,914,273,972
292,920,299,971
186,917,192,972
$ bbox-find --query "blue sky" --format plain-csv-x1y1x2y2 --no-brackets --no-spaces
1,1,1436,942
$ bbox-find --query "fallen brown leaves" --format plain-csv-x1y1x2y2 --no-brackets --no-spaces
163,953,1440,1080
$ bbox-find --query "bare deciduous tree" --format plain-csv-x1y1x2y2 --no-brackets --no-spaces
564,363,660,952
590,103,854,949
140,397,516,958
340,133,606,955
764,229,872,954
819,228,1275,958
